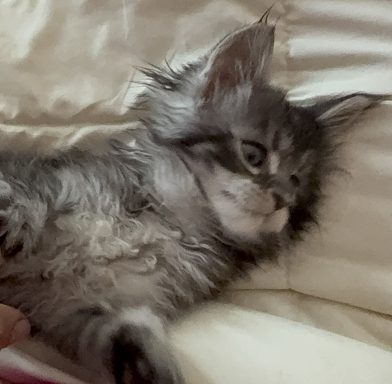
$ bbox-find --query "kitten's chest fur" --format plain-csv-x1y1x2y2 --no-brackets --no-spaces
0,140,232,312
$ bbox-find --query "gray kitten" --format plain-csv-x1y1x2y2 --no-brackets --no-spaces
0,19,384,384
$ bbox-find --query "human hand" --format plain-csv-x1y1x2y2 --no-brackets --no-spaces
0,304,30,349
0,305,30,384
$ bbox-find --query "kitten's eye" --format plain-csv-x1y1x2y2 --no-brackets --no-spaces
290,175,300,187
241,141,267,168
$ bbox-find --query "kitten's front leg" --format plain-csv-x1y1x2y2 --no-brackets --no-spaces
110,307,182,384
38,302,183,384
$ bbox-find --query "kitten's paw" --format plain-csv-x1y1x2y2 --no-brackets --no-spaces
111,324,183,384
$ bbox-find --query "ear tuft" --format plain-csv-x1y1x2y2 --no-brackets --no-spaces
258,5,274,24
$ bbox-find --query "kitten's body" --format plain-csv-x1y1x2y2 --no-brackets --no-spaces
0,20,384,384
0,138,234,318
0,140,231,382
0,133,245,382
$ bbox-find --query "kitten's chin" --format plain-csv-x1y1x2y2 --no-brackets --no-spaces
262,208,289,234
212,197,289,242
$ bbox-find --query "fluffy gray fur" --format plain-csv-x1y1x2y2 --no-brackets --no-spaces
0,18,385,384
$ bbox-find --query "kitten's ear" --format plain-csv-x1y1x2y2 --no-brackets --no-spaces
309,93,386,128
201,22,275,101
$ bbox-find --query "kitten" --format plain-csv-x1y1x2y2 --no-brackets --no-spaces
0,18,384,384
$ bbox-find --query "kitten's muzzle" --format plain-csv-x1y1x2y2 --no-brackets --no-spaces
272,187,295,209
270,178,295,210
250,175,295,213
249,189,293,215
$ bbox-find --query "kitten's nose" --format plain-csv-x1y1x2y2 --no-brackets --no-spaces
273,193,286,210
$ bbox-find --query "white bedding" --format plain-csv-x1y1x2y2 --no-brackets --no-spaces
0,0,391,382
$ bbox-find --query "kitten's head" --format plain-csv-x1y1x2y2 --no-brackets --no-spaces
139,21,383,243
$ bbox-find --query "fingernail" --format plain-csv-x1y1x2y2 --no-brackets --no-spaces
10,319,30,343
